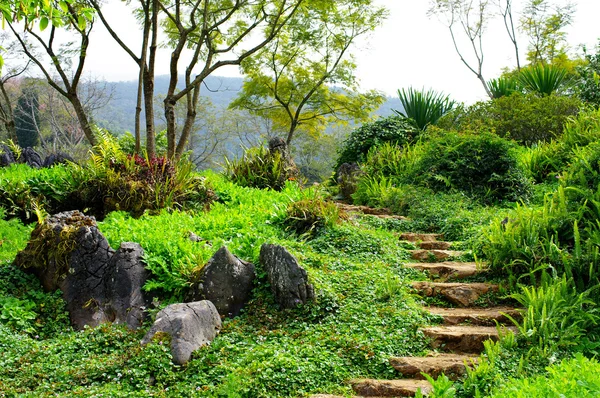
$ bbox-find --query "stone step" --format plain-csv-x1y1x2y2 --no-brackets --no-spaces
404,262,484,281
412,282,499,307
422,325,517,354
389,353,479,380
427,306,521,326
410,250,463,262
400,233,442,242
350,378,432,397
418,241,453,250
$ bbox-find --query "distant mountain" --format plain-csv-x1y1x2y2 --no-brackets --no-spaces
93,75,403,134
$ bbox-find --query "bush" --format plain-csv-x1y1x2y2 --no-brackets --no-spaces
335,116,418,169
225,145,300,191
394,87,456,131
489,354,600,398
408,132,532,203
576,42,600,107
283,198,347,236
441,93,581,145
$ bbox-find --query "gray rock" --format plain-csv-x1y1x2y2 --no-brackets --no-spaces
336,162,363,200
13,211,148,330
0,144,16,167
259,244,314,309
141,301,221,365
188,246,255,317
20,147,43,168
43,152,74,168
105,242,148,329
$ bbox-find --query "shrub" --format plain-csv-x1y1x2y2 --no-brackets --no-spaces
283,197,347,237
518,64,570,96
394,87,456,131
508,275,598,352
487,76,523,98
225,145,300,191
408,132,532,203
489,354,600,398
442,93,581,145
576,42,600,107
335,116,418,169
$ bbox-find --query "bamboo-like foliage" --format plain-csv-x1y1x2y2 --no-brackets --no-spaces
518,64,569,96
394,87,456,131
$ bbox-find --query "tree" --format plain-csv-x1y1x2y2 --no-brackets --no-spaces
497,0,521,70
2,0,99,146
429,0,494,98
0,33,30,141
14,86,40,147
229,1,386,145
520,0,575,65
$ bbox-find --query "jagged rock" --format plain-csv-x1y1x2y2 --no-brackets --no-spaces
187,246,255,318
0,144,16,167
141,301,222,365
260,244,314,309
13,211,148,330
20,147,43,168
105,242,148,328
336,162,363,200
42,152,74,168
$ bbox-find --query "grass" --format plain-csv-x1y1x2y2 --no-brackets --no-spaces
0,170,433,397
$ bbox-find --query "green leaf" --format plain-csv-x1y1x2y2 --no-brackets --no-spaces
77,15,85,30
58,1,68,13
40,16,49,31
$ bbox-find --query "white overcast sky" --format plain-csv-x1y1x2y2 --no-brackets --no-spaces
84,0,600,105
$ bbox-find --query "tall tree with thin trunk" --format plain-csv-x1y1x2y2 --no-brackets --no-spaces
497,0,521,70
429,0,493,98
3,0,99,146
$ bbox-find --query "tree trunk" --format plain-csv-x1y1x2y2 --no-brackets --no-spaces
69,92,98,146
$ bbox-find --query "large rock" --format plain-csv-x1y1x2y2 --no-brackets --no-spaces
259,244,314,309
13,211,148,330
336,162,363,200
105,242,148,328
0,144,16,167
141,301,222,365
188,246,255,318
43,152,74,168
20,147,43,168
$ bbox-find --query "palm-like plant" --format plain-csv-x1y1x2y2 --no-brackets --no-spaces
518,64,569,96
394,87,456,131
487,76,523,98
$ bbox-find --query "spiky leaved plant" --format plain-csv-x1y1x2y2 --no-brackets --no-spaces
394,87,456,131
518,64,569,96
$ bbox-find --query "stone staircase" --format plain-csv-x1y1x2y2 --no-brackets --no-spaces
311,232,519,397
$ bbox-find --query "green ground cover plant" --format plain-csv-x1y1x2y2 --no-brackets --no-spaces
0,170,437,397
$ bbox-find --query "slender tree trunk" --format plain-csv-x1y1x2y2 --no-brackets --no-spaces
286,120,298,146
69,92,98,146
145,0,159,157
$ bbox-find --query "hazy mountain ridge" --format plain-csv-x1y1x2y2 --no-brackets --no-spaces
94,75,403,134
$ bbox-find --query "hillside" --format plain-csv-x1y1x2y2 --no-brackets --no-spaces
93,75,403,134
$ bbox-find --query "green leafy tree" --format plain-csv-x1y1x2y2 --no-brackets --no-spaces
520,0,575,65
230,1,386,146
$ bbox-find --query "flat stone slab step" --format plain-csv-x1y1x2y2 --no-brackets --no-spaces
422,325,517,353
410,250,463,262
404,262,485,280
412,282,499,307
427,306,521,326
389,353,479,380
400,233,442,242
418,241,453,250
350,378,432,397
